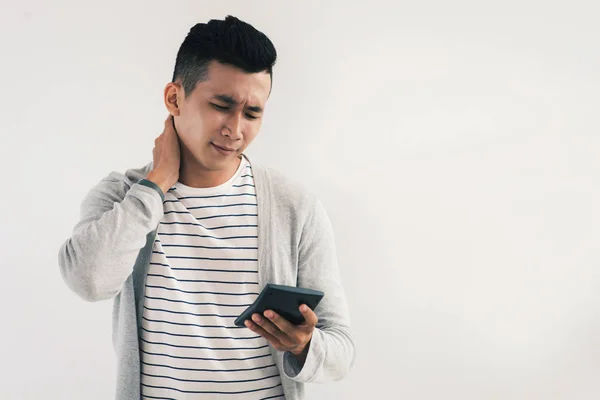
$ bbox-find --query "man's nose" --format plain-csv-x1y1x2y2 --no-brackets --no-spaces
223,113,243,139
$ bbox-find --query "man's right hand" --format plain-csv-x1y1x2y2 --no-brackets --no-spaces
146,114,181,194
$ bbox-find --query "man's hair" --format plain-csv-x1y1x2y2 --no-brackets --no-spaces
172,15,277,99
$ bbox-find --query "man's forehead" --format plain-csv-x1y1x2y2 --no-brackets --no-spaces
202,62,271,98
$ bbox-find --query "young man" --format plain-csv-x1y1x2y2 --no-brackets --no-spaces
58,15,354,400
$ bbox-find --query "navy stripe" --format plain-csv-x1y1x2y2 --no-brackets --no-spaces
162,210,191,216
145,285,259,296
143,305,238,319
141,338,267,350
141,327,261,340
147,274,258,285
157,243,258,250
142,372,280,384
157,233,257,240
141,349,271,362
173,193,256,201
144,295,252,307
143,395,177,400
260,395,285,400
164,203,258,210
232,183,255,188
142,360,276,373
159,221,258,230
240,174,253,178
163,211,258,220
149,263,258,273
141,382,282,395
152,251,257,261
186,203,257,210
168,268,257,274
196,212,257,220
143,316,246,329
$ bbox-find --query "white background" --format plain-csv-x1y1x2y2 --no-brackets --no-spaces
1,0,599,399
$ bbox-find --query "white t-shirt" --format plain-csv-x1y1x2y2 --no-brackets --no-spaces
140,155,284,399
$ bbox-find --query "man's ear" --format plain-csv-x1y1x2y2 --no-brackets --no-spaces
164,82,182,116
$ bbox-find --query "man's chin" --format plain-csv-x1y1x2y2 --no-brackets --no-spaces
187,151,239,171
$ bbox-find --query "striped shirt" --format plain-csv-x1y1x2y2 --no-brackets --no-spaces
140,155,285,399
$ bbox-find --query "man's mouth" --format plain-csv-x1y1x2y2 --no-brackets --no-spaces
212,143,236,153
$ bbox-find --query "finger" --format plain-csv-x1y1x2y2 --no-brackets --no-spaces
164,116,178,136
251,313,291,344
245,320,282,347
299,304,319,327
264,310,295,336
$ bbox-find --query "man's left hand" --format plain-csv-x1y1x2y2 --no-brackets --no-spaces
244,304,318,359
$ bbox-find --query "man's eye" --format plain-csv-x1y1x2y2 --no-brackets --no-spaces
212,104,228,111
246,114,259,120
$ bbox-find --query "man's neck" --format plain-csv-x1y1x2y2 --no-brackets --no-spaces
178,155,242,188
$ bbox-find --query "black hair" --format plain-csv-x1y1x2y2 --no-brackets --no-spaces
172,15,277,98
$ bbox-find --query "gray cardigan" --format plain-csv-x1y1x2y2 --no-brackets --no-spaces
58,155,355,399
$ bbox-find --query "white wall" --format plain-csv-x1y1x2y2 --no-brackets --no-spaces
1,0,599,399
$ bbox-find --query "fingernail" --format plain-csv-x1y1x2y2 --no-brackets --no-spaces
300,305,307,312
252,314,261,322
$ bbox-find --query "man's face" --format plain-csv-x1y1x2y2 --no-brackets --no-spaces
169,60,271,171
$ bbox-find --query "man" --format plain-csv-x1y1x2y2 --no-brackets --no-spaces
58,15,354,400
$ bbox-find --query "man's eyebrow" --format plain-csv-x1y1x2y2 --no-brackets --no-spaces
213,94,263,113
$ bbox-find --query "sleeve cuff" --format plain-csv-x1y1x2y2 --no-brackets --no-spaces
282,328,325,383
138,178,165,202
